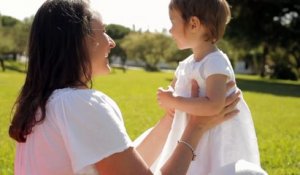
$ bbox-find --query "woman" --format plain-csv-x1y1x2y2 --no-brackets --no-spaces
9,0,239,174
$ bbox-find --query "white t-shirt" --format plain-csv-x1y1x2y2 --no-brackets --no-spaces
14,88,132,175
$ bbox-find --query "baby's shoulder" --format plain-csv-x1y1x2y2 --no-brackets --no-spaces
202,50,232,67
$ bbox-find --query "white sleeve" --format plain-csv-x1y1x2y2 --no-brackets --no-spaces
52,94,132,173
174,63,181,78
175,57,190,78
202,56,232,79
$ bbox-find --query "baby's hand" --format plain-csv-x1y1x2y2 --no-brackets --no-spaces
157,86,174,109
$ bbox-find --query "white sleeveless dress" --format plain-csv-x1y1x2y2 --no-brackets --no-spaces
152,50,260,175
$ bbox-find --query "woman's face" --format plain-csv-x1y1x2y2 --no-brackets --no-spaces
87,16,115,76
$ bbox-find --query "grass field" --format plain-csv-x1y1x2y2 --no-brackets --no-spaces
0,62,299,174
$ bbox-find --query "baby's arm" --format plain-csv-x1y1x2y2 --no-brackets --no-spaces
157,74,228,116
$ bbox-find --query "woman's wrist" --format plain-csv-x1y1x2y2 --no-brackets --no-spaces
186,117,207,132
180,122,205,150
177,140,197,161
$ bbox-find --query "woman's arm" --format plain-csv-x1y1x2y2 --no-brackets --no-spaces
158,75,232,116
95,147,152,175
134,77,177,166
94,111,237,175
94,80,239,175
160,120,206,174
135,114,173,166
95,117,231,175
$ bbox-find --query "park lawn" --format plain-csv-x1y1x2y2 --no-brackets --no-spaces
0,64,299,175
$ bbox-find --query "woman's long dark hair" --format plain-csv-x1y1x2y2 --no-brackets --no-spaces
9,0,94,142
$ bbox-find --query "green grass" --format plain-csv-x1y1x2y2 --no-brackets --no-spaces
0,63,300,175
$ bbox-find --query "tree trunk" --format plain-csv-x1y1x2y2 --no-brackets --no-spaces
13,53,17,61
0,59,5,72
260,44,269,77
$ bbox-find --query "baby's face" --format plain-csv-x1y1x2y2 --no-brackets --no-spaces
169,8,210,50
168,8,191,50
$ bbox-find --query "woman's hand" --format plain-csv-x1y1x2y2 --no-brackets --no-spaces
187,80,240,130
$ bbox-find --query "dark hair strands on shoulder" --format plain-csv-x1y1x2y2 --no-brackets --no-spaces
9,0,94,142
169,0,231,43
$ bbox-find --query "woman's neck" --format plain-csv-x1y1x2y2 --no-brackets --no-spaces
192,42,217,62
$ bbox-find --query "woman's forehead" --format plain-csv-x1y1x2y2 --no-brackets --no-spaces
91,19,104,29
90,10,105,27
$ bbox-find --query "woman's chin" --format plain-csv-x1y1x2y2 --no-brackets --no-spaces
93,67,111,76
106,64,112,72
103,66,112,74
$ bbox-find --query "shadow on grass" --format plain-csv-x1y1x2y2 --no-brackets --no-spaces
165,78,300,98
236,78,300,98
4,65,26,73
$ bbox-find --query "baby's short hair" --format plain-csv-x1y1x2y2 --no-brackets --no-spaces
169,0,231,43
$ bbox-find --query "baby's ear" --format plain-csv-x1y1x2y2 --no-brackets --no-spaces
189,16,201,30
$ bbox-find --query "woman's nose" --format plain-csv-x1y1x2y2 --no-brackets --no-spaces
108,35,116,48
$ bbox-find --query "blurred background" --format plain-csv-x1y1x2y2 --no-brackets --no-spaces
0,0,299,175
0,0,299,79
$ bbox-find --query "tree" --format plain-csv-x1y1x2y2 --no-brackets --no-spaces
0,15,20,56
0,15,32,60
164,42,192,64
11,17,32,55
121,32,176,71
1,15,19,27
226,0,300,80
106,24,131,66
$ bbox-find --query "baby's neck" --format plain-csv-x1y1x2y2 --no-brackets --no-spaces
192,43,217,62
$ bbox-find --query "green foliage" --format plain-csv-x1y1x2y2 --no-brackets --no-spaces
1,15,19,27
227,0,299,47
269,47,299,80
271,63,298,81
106,24,131,40
106,24,131,65
121,32,175,71
217,39,243,64
0,30,14,53
1,66,300,175
11,17,32,54
226,0,300,79
164,42,192,64
0,16,32,56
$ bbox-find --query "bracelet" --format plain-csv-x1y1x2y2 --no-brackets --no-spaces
177,140,196,161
